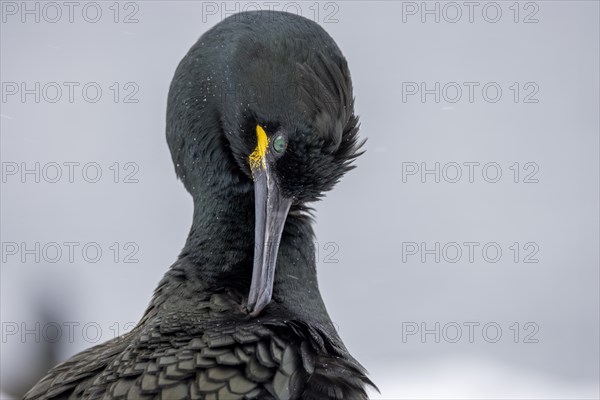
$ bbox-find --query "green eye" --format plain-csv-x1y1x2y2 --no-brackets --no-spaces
272,135,286,154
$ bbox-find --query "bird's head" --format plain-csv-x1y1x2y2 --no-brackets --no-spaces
167,11,363,316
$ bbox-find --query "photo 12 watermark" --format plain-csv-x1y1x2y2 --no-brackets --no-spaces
400,2,540,24
1,1,140,24
1,82,140,104
1,242,140,264
246,240,341,264
401,321,540,343
2,321,137,344
2,162,140,184
401,241,540,264
400,162,540,184
199,1,340,24
401,82,540,104
189,77,340,108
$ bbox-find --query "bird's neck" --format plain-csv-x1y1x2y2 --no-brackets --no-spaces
180,189,256,285
173,187,328,319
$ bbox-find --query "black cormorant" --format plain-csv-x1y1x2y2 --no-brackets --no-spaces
25,10,375,400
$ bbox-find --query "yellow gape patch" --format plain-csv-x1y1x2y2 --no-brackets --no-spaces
249,125,269,173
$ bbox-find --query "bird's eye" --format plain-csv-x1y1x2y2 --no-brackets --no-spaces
272,135,286,154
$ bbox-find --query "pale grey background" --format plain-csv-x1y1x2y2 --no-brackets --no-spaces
1,1,599,398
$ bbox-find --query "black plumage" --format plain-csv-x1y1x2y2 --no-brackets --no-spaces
25,10,374,400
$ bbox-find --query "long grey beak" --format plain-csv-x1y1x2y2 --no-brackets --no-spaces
247,162,291,316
